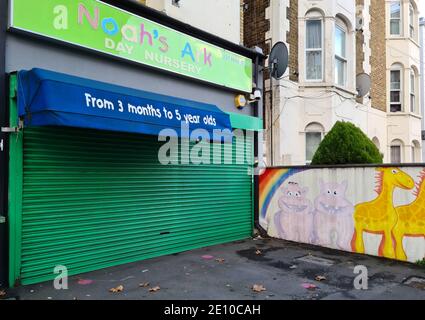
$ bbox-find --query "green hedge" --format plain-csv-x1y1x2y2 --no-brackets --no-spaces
311,121,383,165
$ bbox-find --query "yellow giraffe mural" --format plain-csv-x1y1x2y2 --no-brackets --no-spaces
353,167,414,259
393,169,425,261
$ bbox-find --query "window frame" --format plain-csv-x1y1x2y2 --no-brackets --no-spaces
411,141,420,163
390,1,402,36
305,123,324,164
334,22,347,87
390,66,402,113
390,144,402,163
409,2,415,39
305,16,324,82
410,70,416,113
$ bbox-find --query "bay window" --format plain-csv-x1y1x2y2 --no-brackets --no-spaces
412,146,415,163
335,23,347,87
391,140,403,163
412,141,420,163
390,2,402,36
306,17,323,81
410,70,415,113
305,123,324,164
409,3,415,38
391,145,401,163
390,65,402,112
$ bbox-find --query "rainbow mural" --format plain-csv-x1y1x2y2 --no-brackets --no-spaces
259,167,425,263
259,168,303,220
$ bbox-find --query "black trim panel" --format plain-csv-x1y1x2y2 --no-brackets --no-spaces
0,0,9,288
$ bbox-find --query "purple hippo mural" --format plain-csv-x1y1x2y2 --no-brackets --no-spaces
273,182,314,244
313,179,355,251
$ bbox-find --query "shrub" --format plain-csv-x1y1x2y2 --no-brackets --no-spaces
311,121,383,165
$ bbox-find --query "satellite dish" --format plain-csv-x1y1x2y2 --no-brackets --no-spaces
269,42,289,80
356,73,371,98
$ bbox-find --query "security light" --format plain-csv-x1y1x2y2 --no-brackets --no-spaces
248,89,262,103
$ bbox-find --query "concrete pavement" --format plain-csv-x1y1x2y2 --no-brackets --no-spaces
3,238,425,300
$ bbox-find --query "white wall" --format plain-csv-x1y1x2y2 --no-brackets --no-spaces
264,0,422,166
386,0,422,163
272,85,389,165
420,19,425,160
146,0,241,44
265,0,389,165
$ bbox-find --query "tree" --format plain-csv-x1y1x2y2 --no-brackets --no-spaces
311,121,383,165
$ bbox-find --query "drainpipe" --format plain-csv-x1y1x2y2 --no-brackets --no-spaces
252,46,266,236
269,75,274,166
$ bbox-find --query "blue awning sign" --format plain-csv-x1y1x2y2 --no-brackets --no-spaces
17,69,233,142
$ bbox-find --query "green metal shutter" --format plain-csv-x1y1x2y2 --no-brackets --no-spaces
15,126,253,285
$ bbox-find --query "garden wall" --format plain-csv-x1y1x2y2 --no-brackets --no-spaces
259,165,425,263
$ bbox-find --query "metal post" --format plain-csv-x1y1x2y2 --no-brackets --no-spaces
253,54,260,232
269,75,274,166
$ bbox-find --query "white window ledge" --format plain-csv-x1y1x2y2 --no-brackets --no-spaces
299,83,357,96
386,36,420,47
387,112,422,119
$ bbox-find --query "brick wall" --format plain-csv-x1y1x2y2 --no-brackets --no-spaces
243,0,297,80
287,0,299,82
243,0,271,56
369,0,387,112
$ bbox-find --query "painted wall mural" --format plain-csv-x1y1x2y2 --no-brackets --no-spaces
259,167,425,263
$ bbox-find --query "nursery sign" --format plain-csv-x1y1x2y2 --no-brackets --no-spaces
9,0,253,92
18,68,233,141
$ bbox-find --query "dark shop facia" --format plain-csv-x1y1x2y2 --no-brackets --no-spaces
0,0,264,286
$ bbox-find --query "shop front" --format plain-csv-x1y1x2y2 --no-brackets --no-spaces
1,0,264,286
